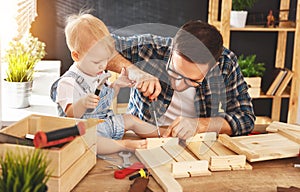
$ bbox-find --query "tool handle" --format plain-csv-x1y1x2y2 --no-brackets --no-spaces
33,122,85,148
129,168,148,180
114,162,144,179
95,89,101,96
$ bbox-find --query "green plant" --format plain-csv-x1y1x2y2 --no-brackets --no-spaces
232,0,257,11
0,149,51,192
238,54,266,77
4,33,46,82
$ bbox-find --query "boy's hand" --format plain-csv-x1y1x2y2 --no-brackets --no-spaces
113,68,135,88
79,93,100,109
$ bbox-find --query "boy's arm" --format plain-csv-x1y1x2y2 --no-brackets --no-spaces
65,94,100,118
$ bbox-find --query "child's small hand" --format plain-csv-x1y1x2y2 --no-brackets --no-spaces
80,93,100,109
113,68,135,88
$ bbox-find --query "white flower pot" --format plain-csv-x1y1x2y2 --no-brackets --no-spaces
230,11,248,28
3,80,32,108
244,77,261,97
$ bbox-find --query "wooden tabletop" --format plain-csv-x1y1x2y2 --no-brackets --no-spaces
72,155,300,192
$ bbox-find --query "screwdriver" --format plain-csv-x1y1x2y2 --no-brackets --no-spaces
150,100,161,138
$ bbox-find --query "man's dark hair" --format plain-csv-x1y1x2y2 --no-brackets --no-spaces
173,20,223,67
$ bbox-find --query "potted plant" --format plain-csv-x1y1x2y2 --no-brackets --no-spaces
0,149,50,192
231,0,257,28
3,33,46,108
238,54,266,97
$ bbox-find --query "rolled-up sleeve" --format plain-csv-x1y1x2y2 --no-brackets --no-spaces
222,54,256,135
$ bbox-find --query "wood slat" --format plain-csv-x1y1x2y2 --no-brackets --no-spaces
135,148,182,192
218,133,300,162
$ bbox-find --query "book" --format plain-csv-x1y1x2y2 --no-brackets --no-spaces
265,68,287,96
275,69,293,96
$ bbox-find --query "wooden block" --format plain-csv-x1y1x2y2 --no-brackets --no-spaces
162,144,196,162
136,148,182,192
186,132,217,143
172,160,211,178
146,137,179,149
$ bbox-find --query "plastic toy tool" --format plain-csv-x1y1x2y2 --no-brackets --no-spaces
33,122,86,148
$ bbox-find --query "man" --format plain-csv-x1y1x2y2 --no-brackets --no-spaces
108,20,255,139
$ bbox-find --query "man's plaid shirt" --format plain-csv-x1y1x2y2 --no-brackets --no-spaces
112,34,255,136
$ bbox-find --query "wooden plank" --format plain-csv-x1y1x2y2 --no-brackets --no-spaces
172,160,211,178
187,140,251,171
162,144,196,162
146,137,179,149
210,155,246,170
218,133,300,162
271,96,281,121
208,0,219,25
279,0,291,27
136,148,183,192
206,141,251,171
266,121,300,132
220,0,231,48
186,141,217,161
288,0,300,123
47,146,96,192
218,134,259,160
186,132,217,143
275,31,287,68
278,129,300,144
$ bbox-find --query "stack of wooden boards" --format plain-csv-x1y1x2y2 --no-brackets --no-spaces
136,122,300,192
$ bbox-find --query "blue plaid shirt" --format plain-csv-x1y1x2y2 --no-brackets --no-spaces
112,34,255,135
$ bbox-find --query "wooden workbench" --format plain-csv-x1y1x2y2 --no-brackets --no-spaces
72,156,300,192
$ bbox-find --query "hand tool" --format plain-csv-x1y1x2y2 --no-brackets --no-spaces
94,70,111,95
33,121,86,148
150,100,161,138
114,162,144,179
0,132,33,146
129,168,149,180
119,151,133,168
96,154,117,162
129,177,152,192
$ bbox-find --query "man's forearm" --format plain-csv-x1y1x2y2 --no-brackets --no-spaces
106,54,132,73
198,117,232,135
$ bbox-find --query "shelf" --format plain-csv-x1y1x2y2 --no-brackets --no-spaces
230,25,296,32
251,94,290,99
209,0,300,123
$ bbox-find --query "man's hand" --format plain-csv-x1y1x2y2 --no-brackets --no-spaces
79,93,100,109
163,117,200,140
126,65,161,100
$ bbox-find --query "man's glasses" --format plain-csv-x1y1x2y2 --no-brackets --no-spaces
166,54,203,88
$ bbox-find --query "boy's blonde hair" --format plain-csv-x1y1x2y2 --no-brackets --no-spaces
65,13,110,55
